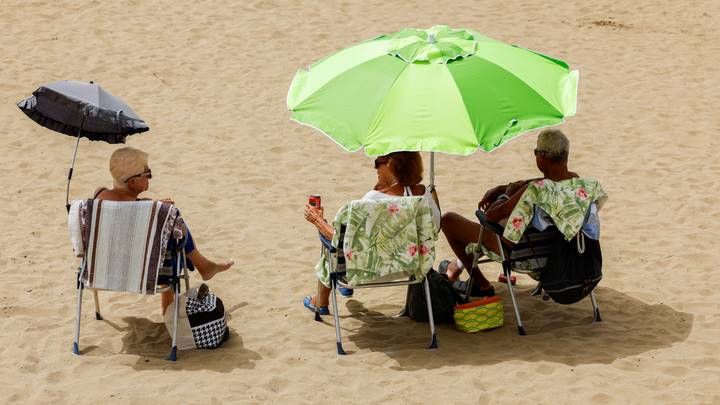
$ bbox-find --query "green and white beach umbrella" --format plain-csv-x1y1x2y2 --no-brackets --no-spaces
287,25,578,158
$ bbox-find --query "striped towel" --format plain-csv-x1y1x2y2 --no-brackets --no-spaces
80,199,181,295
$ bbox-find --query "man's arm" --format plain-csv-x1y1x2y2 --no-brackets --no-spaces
485,183,529,223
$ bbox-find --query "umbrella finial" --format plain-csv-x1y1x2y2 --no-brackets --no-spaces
427,33,436,43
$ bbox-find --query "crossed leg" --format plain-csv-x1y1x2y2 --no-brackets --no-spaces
440,212,505,292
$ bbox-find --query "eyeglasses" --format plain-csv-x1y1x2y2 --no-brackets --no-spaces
533,148,549,157
373,157,389,169
125,168,152,183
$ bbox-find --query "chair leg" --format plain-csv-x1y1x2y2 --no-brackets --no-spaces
92,289,102,320
423,277,438,349
590,290,602,322
182,252,190,292
166,281,180,361
504,264,526,336
330,278,346,355
165,254,184,361
73,282,84,355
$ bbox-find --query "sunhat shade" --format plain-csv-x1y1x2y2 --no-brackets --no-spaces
287,25,578,156
18,80,149,144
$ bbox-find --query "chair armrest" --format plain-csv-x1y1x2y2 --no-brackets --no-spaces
318,232,336,253
476,210,505,235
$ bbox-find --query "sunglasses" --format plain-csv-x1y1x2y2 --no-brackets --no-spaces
533,148,549,157
373,157,389,169
125,168,152,183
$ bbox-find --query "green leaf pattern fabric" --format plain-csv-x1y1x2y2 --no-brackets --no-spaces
504,178,608,243
316,196,437,287
465,178,607,274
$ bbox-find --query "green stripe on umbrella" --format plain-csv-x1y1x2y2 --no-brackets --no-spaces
287,25,578,157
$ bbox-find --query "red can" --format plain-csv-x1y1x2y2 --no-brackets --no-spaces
309,195,322,208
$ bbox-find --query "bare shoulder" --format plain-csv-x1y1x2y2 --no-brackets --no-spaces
94,188,133,201
411,184,426,196
93,187,108,199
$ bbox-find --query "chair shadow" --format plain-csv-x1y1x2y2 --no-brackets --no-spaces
336,285,693,369
116,316,261,371
80,301,260,371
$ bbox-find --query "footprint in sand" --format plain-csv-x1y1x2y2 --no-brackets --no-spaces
263,376,289,393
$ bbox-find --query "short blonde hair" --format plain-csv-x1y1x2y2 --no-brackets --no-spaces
109,147,148,187
537,129,569,162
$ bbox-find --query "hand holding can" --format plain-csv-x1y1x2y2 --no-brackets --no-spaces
309,195,321,208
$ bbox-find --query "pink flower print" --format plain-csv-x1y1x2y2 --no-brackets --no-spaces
388,203,400,215
512,217,524,230
345,250,353,261
535,180,545,187
419,244,430,256
407,243,418,257
576,187,588,200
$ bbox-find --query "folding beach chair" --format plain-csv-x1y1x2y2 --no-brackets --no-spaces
68,199,190,361
468,210,602,336
315,196,438,355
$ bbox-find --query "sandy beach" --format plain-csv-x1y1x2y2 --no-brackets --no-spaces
1,0,719,403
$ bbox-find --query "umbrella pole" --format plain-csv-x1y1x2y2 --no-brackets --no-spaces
66,117,84,212
429,152,435,187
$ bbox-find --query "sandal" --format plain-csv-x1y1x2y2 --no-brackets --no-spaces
451,280,496,298
303,295,329,315
338,287,354,298
498,273,517,285
438,259,452,275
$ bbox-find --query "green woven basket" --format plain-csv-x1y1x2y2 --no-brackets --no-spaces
453,296,504,333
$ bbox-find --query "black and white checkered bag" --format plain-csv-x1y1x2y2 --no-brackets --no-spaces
186,291,228,349
164,284,229,350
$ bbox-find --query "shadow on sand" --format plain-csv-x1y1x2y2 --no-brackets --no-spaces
317,284,692,369
80,301,261,371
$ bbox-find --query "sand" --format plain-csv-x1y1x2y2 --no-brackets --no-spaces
1,0,719,403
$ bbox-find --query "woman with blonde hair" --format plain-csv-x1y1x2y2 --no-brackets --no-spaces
95,147,234,313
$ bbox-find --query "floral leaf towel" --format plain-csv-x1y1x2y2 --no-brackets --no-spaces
504,178,608,243
316,196,437,287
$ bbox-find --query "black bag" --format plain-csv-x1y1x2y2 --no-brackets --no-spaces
540,233,602,304
403,269,463,324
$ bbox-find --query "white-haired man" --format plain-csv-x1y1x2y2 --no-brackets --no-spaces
438,129,584,296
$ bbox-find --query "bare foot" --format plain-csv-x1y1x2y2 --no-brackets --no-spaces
200,259,234,281
443,259,493,290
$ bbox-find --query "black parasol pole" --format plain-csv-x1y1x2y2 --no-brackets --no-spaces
66,115,84,212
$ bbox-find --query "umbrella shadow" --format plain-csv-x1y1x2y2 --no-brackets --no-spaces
337,285,692,369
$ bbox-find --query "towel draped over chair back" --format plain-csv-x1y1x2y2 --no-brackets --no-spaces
76,199,181,294
316,196,437,287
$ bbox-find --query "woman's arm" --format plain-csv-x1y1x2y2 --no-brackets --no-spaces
304,204,334,240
